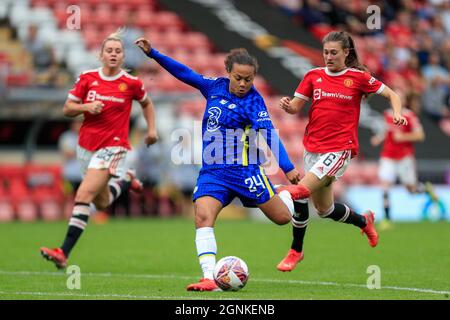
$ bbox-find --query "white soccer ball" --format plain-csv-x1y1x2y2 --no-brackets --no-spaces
213,256,249,291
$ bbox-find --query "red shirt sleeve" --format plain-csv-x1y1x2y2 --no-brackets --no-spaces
294,71,313,100
68,74,88,102
134,78,147,102
359,71,385,94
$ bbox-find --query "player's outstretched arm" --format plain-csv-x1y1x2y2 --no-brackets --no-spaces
279,96,307,114
135,37,210,93
139,97,159,146
379,86,408,126
393,128,425,143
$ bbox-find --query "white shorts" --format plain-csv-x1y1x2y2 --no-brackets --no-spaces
304,150,351,180
76,145,128,178
378,156,417,185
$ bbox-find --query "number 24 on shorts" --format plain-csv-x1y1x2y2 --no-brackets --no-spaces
244,175,266,193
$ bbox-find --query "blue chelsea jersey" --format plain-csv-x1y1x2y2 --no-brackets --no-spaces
148,49,294,173
199,77,274,170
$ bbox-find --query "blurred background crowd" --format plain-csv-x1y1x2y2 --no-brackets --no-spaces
0,0,449,222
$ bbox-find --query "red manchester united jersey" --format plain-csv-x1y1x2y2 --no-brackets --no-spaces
381,109,421,159
295,67,385,156
68,68,147,151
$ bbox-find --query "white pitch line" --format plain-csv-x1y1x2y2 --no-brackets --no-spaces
0,270,449,296
0,291,232,300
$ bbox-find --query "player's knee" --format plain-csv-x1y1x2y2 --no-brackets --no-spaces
93,198,108,211
195,213,214,227
194,205,214,226
75,188,96,205
273,210,291,225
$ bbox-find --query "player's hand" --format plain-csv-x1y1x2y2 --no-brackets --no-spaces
370,135,383,147
85,101,104,115
279,96,296,114
285,168,301,185
144,130,159,146
393,113,408,126
135,38,152,55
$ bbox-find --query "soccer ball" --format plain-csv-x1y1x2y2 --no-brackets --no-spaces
213,256,249,291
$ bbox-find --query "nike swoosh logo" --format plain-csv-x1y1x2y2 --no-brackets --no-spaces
256,191,265,197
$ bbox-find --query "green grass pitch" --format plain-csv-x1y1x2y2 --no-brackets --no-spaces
0,217,449,300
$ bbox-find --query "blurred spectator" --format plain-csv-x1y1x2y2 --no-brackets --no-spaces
421,52,450,81
429,15,448,46
421,77,449,122
58,118,83,220
440,38,450,70
416,33,434,67
400,56,426,94
421,52,450,122
133,126,171,215
269,0,303,16
169,136,200,218
24,24,69,87
298,0,331,27
121,13,146,73
58,118,82,195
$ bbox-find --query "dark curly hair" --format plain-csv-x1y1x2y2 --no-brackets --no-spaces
224,48,259,73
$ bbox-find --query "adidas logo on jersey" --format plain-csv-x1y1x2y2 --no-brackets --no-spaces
219,99,228,105
316,77,322,82
92,81,99,86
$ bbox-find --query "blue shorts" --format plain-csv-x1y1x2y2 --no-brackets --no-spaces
192,165,276,208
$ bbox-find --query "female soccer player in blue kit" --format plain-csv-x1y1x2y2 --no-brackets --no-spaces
136,37,308,291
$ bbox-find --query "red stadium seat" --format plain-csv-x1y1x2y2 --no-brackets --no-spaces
308,24,335,41
0,199,15,222
135,10,157,29
341,162,365,185
359,162,379,185
33,188,63,221
0,164,23,182
6,72,31,87
183,32,212,52
153,11,185,32
15,198,38,222
253,76,273,96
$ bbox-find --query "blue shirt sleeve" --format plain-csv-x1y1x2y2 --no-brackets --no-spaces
247,93,295,173
147,48,214,97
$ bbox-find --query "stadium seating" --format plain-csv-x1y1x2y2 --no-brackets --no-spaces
4,0,445,223
0,164,64,222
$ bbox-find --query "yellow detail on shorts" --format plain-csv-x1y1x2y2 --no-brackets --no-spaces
241,125,252,166
259,166,274,197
